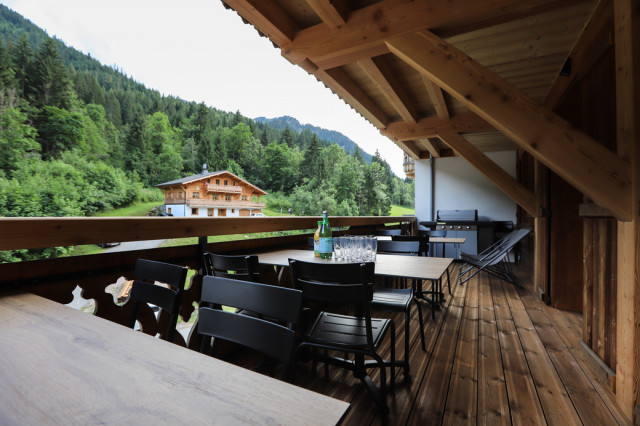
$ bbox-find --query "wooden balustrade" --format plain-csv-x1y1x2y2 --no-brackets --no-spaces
0,216,415,350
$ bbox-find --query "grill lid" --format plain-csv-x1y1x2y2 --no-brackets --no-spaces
436,209,478,223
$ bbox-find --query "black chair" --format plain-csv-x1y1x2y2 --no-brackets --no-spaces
127,259,188,342
374,228,402,236
373,240,426,374
421,229,447,257
198,276,302,381
289,259,396,415
202,252,260,283
391,234,430,257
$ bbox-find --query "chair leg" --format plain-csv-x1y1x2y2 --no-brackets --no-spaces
415,299,425,351
403,310,410,376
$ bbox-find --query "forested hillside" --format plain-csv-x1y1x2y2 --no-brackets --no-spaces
0,5,414,260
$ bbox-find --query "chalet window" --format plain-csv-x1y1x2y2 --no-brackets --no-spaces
212,194,218,200
207,179,210,183
191,208,198,215
167,208,172,214
242,195,247,201
225,195,231,201
207,208,214,217
216,179,220,185
192,192,199,198
231,209,235,213
224,180,228,186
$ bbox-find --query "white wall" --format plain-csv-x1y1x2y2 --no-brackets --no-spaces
414,151,518,223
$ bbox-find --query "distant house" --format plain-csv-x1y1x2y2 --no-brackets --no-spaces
155,165,267,217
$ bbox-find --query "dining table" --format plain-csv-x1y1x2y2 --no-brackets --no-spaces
0,292,349,425
256,249,453,313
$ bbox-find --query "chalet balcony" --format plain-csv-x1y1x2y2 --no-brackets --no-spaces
205,183,242,193
185,199,266,209
0,216,629,424
403,153,415,180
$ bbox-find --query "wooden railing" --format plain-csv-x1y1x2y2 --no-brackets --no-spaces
205,184,243,193
0,216,416,350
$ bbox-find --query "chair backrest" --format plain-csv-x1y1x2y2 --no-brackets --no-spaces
377,239,420,256
198,276,302,381
202,252,261,282
128,259,188,341
423,229,447,238
391,235,429,256
289,259,376,345
374,228,402,236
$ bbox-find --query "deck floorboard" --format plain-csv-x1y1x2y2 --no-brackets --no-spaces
283,260,628,425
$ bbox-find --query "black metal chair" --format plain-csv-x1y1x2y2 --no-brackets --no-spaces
289,259,396,415
127,259,188,342
202,252,261,283
374,228,403,236
420,229,447,257
391,234,430,257
373,240,426,374
198,276,302,381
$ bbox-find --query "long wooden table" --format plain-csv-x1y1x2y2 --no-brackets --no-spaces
257,249,452,282
0,293,349,425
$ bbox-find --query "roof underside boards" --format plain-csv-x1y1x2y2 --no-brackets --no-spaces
222,0,633,220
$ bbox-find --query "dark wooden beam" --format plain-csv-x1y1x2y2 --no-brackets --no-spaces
306,0,349,28
382,112,494,142
222,0,298,45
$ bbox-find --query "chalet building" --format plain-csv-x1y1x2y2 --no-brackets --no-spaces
155,165,267,217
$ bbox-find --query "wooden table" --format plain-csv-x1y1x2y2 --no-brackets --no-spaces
257,249,452,282
0,293,349,425
428,236,466,258
257,249,453,316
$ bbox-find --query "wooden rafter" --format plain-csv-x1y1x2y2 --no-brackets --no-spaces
306,0,349,28
381,112,493,142
423,76,450,119
544,0,614,109
282,0,582,69
222,0,298,46
387,30,632,220
359,58,418,123
418,138,441,158
393,139,422,160
315,67,389,128
437,129,538,217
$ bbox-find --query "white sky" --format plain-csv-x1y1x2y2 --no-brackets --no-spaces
1,0,405,176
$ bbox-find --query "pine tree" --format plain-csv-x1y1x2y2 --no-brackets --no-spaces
281,126,294,148
30,38,74,109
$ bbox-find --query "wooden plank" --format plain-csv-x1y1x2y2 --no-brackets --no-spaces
477,275,510,426
423,76,450,119
614,0,640,420
222,0,298,46
406,270,469,425
501,281,583,425
534,160,550,299
306,0,349,28
282,0,582,70
417,138,441,158
544,0,614,109
359,57,418,123
437,128,538,217
386,30,632,220
583,218,595,346
490,277,547,425
516,284,629,425
382,111,494,142
0,216,413,251
442,280,478,424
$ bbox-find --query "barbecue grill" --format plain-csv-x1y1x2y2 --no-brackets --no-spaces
435,210,481,258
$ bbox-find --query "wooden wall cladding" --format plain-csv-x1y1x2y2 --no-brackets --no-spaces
582,218,617,370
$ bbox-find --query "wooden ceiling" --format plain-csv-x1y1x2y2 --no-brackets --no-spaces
222,0,631,220
222,0,596,159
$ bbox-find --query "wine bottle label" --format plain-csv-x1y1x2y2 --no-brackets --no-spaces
319,237,333,253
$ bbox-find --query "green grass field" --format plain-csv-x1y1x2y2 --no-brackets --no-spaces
96,202,162,217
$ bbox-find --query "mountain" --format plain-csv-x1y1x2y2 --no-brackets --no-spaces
254,116,373,164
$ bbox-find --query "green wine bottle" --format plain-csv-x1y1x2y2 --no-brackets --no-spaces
319,211,333,259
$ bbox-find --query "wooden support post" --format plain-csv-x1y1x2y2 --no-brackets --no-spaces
614,0,640,421
534,160,549,302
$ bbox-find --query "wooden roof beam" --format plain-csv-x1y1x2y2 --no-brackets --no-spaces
283,0,582,70
222,0,298,46
423,76,450,119
315,67,389,129
437,129,538,217
381,112,494,142
306,0,349,28
544,0,614,109
393,139,422,160
360,58,419,123
419,138,441,158
387,31,632,220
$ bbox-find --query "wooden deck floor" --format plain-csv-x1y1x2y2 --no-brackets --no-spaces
289,264,629,425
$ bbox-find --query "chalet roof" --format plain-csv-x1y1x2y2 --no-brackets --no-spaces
155,170,268,195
